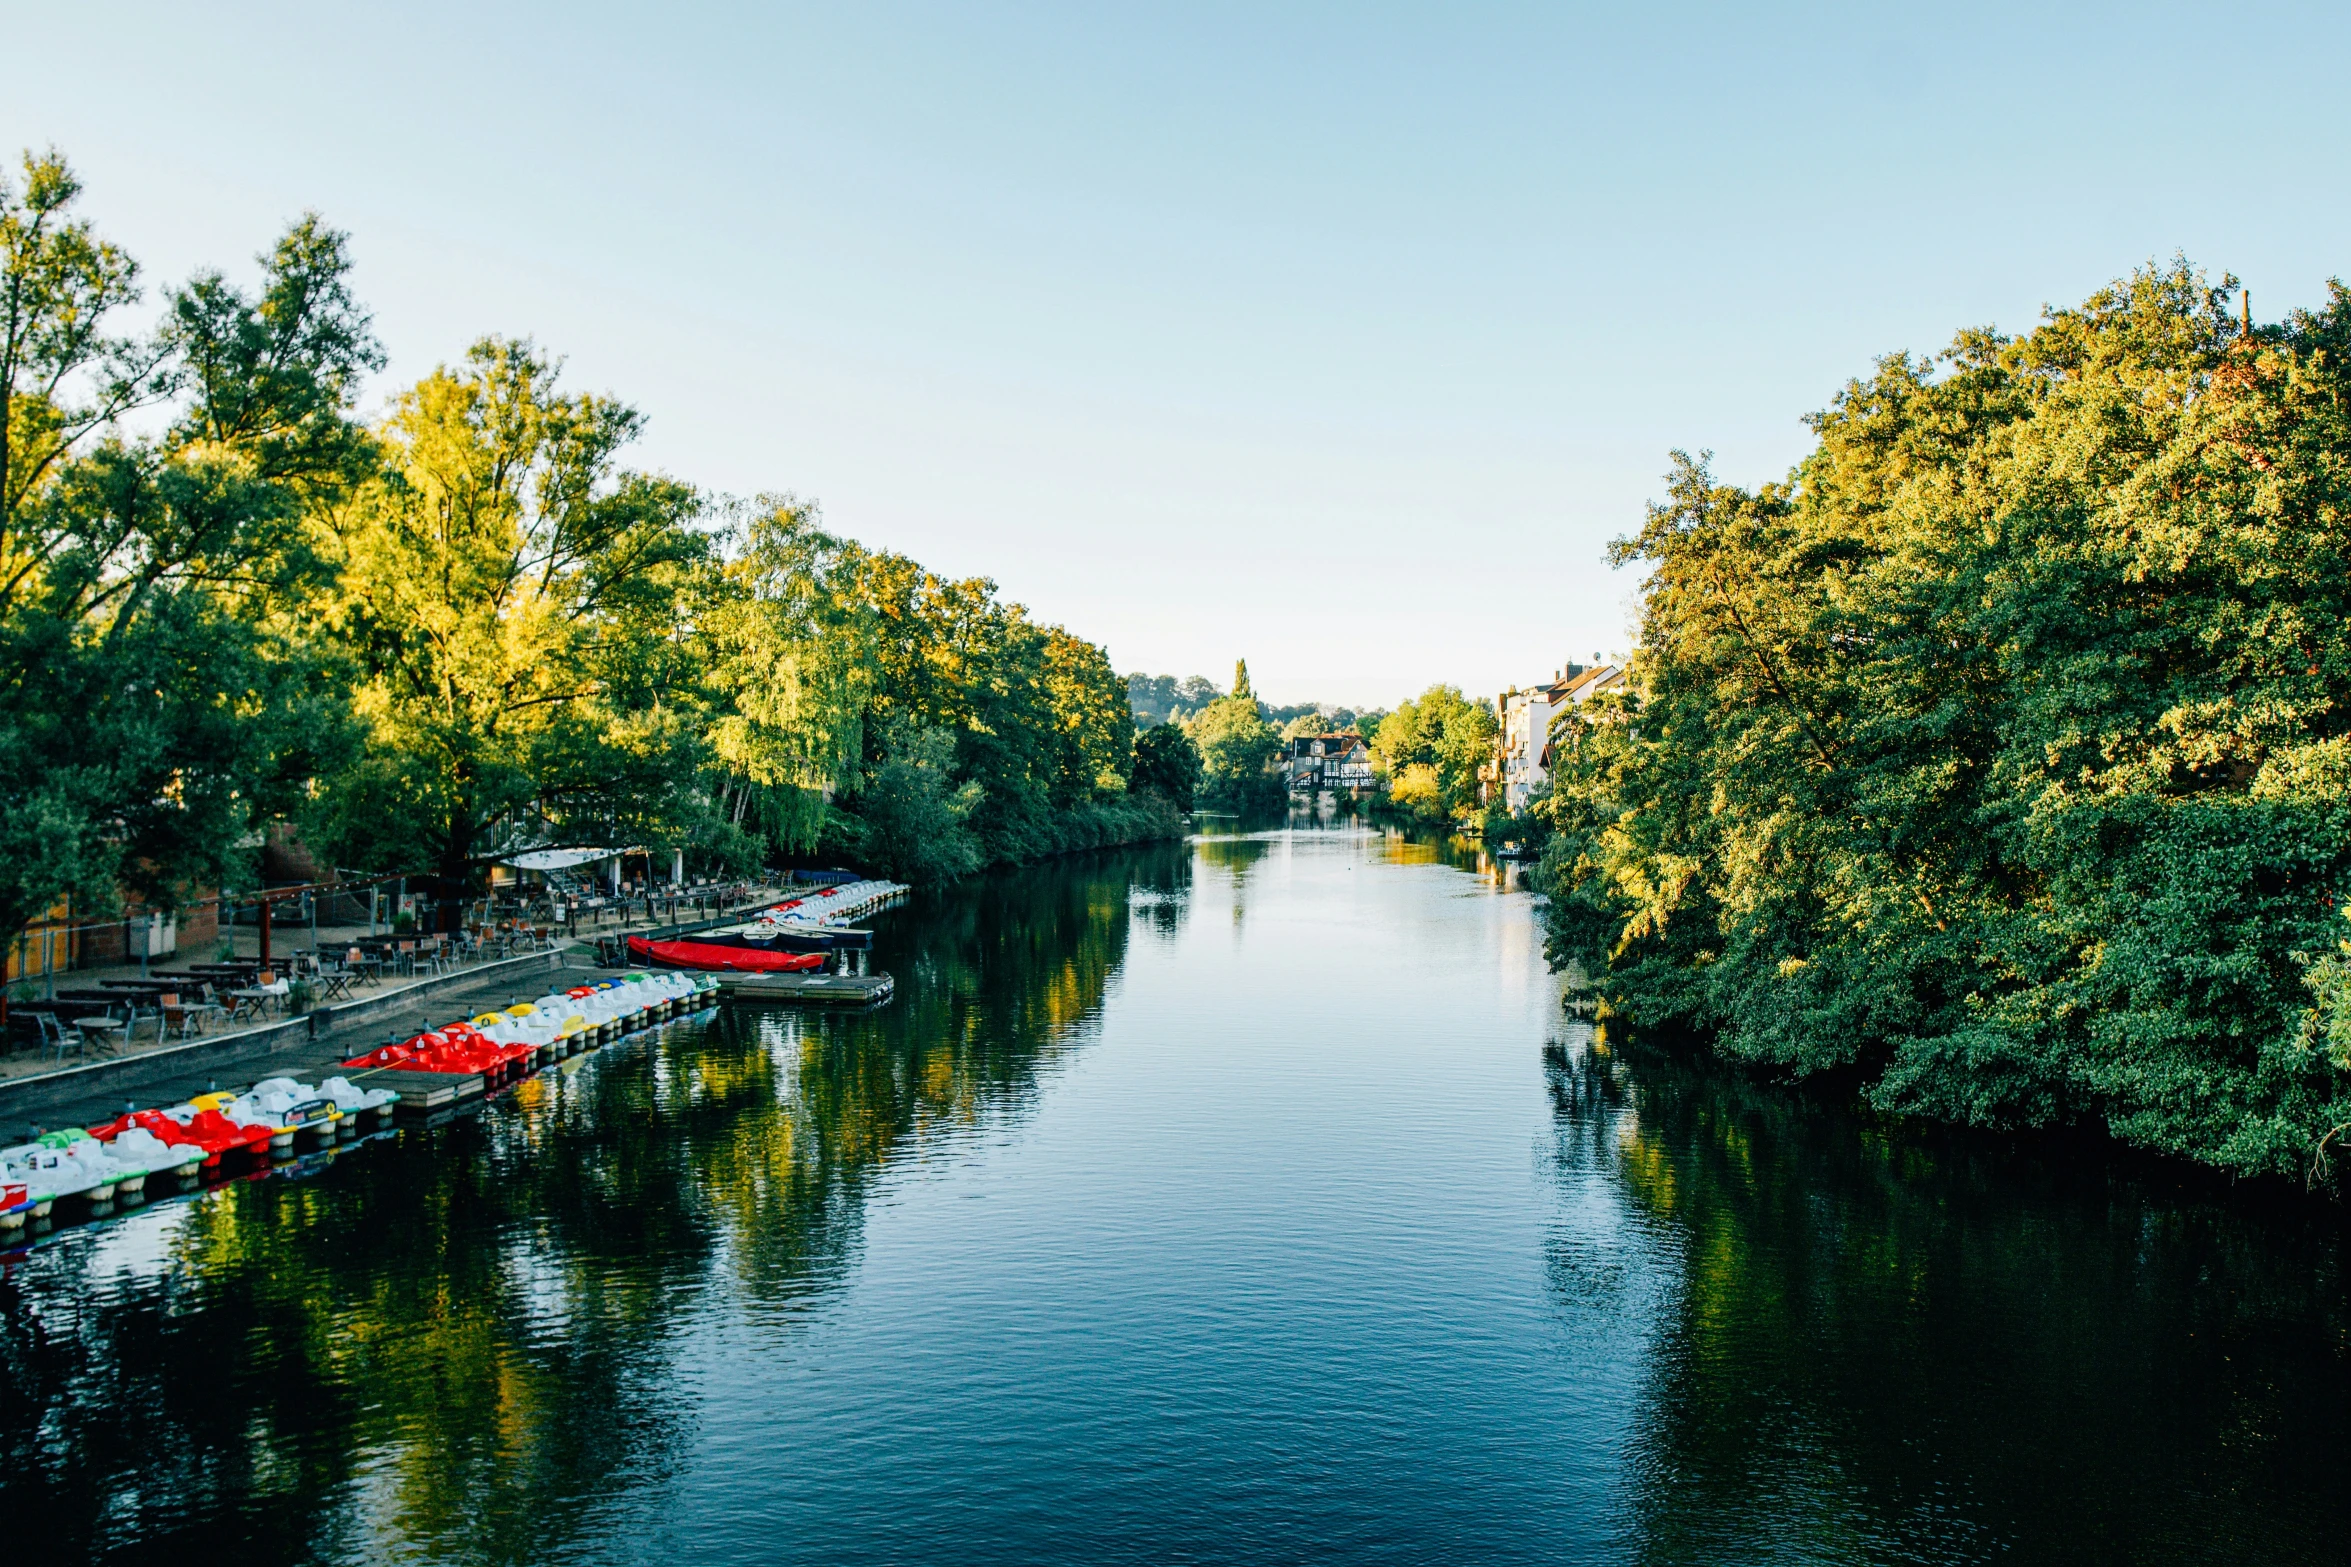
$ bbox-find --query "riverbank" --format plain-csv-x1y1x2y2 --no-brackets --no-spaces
833,790,1188,884
0,953,588,1134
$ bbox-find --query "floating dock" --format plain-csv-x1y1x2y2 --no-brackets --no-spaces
774,878,910,925
355,1067,485,1116
713,971,896,1008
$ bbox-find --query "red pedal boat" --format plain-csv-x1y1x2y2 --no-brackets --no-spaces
88,1106,278,1168
345,1023,534,1083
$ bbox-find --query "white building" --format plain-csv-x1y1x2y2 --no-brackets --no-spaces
1495,662,1626,810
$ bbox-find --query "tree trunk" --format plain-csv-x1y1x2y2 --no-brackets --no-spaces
435,804,476,935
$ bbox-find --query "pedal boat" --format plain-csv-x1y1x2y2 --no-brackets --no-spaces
91,1105,279,1169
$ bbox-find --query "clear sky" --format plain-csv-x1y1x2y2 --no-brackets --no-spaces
9,1,2349,707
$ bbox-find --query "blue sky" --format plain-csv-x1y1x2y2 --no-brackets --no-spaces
9,1,2349,706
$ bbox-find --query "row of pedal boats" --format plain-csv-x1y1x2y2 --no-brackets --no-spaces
0,969,721,1232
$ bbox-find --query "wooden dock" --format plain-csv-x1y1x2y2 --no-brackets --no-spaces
351,1067,486,1115
713,971,896,1008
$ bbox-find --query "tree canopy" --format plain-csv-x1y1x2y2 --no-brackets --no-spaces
1370,684,1496,823
0,149,1180,961
0,151,372,953
1534,261,2351,1180
310,337,711,901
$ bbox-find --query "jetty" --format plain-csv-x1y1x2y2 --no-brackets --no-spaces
600,873,909,985
712,971,896,1008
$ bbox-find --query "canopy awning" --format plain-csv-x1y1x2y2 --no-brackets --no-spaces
500,845,643,872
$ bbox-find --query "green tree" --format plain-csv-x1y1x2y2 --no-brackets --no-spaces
0,150,164,531
0,151,370,961
310,338,709,923
836,721,983,883
1538,261,2351,1179
815,547,1172,871
1370,684,1496,821
1131,720,1201,809
1189,682,1280,811
698,495,875,861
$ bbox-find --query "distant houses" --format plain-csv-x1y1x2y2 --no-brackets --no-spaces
1494,662,1626,810
1283,733,1374,794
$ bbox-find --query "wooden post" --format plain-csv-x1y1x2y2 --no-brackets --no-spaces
259,896,272,966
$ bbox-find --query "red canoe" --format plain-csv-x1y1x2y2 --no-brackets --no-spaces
626,936,827,973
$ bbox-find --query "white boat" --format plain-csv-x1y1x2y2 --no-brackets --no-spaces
209,1078,343,1150
0,1132,144,1205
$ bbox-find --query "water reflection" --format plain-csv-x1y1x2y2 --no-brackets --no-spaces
0,849,1168,1562
1548,1035,2351,1565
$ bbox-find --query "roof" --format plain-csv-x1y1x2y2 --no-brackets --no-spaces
501,845,642,871
1553,663,1625,703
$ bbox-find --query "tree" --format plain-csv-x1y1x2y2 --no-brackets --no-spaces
1537,261,2351,1179
1041,626,1134,803
1131,721,1200,810
1189,688,1279,811
1280,712,1328,741
0,150,165,535
310,338,709,924
0,152,372,964
810,545,1169,871
698,496,874,860
1370,684,1496,820
837,721,983,884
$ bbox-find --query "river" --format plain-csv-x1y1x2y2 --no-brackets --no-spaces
4,827,2349,1563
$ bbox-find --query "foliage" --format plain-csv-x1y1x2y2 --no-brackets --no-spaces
817,544,1161,873
830,722,984,884
0,146,1187,944
1126,671,1220,726
1279,711,1326,740
1186,686,1281,811
1128,667,1359,738
696,496,873,856
2301,909,2351,1072
1130,719,1201,810
306,337,710,918
1370,684,1497,822
1534,261,2351,1179
0,150,369,960
1480,783,1554,854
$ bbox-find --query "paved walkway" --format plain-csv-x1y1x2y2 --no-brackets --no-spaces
1,882,791,1136
0,953,588,1137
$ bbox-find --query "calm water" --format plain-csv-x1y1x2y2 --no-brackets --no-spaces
5,828,2350,1564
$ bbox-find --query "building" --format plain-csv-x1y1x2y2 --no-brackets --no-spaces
1283,734,1373,793
5,893,222,983
1494,661,1627,810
